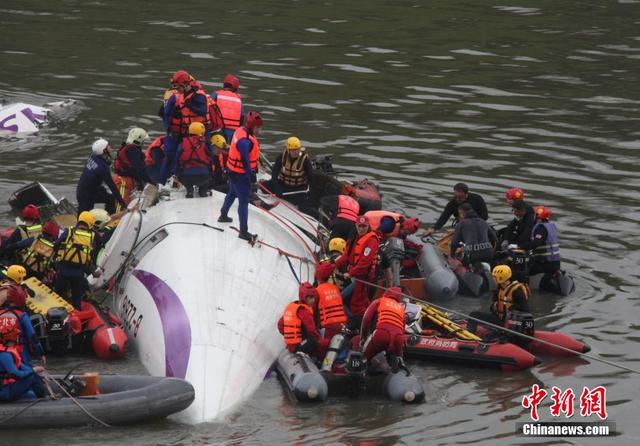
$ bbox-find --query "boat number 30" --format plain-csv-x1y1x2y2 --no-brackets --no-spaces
120,294,144,338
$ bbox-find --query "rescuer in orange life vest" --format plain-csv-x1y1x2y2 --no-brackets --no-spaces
319,194,360,241
0,321,46,402
176,122,214,198
360,286,407,373
278,282,329,360
314,262,348,340
212,73,245,144
217,111,263,243
332,215,381,330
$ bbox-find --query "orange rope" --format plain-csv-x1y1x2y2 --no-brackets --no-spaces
257,181,321,238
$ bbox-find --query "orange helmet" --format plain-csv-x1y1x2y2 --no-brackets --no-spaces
505,188,525,201
382,286,403,301
535,206,552,220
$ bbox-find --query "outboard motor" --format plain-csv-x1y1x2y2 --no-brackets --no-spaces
506,310,535,348
383,237,405,286
508,249,529,283
345,351,366,398
311,155,336,175
45,307,72,354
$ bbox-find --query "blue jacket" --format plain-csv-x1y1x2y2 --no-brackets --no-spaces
76,154,126,207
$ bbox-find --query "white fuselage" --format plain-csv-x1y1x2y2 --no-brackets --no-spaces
101,189,318,423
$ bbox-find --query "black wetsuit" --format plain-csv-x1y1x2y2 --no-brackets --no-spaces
433,192,488,231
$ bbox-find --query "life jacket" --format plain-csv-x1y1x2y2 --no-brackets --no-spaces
496,281,530,320
336,195,360,222
226,127,260,174
0,346,22,386
180,87,210,136
349,231,380,279
56,227,94,268
179,136,211,170
531,222,560,262
376,297,405,330
215,90,242,130
206,95,224,132
276,149,309,187
282,302,312,346
113,143,140,177
18,224,42,240
168,92,184,134
364,210,403,237
22,235,55,274
144,136,166,167
316,283,347,328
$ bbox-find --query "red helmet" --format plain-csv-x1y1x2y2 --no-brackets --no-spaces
315,262,336,282
535,206,552,221
382,286,403,301
21,204,40,222
505,188,525,201
223,73,240,91
401,217,420,234
42,220,60,238
0,320,19,344
298,282,318,300
171,70,191,86
245,111,264,132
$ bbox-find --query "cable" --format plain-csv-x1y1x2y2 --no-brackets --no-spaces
353,277,640,375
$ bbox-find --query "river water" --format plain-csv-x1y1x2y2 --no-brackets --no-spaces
1,0,639,444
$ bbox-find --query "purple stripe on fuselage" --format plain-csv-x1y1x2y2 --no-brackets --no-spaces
132,269,191,379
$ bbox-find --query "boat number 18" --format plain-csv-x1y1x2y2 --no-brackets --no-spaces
120,295,143,338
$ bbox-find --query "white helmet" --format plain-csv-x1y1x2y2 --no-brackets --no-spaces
91,138,109,155
126,127,148,146
89,208,111,228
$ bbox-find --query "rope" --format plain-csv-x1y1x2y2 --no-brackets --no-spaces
0,397,46,425
285,255,301,284
42,370,112,427
352,277,640,375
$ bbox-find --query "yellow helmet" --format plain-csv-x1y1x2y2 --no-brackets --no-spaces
126,127,149,146
286,136,302,151
89,208,111,228
492,265,512,285
78,211,96,228
328,237,347,254
7,265,27,284
189,122,206,137
211,134,228,149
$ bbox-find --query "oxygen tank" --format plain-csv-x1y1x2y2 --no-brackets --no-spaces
414,240,459,299
321,333,345,371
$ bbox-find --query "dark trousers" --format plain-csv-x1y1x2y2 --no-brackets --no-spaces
529,261,560,276
54,271,88,309
0,373,46,402
77,186,116,214
467,311,502,334
180,174,210,198
221,173,251,233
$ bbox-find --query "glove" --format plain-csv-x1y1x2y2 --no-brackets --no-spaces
22,284,36,297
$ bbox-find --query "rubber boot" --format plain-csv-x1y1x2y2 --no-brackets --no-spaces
217,214,232,223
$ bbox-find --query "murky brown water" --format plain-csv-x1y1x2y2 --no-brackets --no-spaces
2,0,639,444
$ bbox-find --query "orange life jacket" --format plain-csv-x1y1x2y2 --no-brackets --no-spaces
336,195,360,222
282,302,312,346
215,90,242,130
168,92,184,134
316,283,346,328
0,345,22,385
226,127,260,174
496,281,530,320
365,210,403,237
180,87,210,136
179,136,211,170
206,95,224,132
376,297,405,330
144,136,166,167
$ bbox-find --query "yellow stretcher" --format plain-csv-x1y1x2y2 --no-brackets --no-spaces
23,277,74,315
416,301,482,341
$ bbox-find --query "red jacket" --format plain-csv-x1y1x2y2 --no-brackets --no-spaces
335,231,380,280
277,304,320,352
360,298,404,340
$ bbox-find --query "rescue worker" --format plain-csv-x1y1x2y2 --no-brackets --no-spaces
267,137,314,211
0,265,44,365
76,138,127,215
334,215,380,329
529,206,561,276
425,183,489,236
218,111,263,243
212,73,244,143
319,194,360,241
10,220,60,281
328,237,346,261
53,211,102,309
1,205,42,256
0,322,46,402
467,265,531,334
210,133,229,190
450,203,497,267
161,70,192,183
113,127,155,211
176,122,214,198
360,287,406,373
365,210,421,241
144,135,166,184
502,200,536,250
277,282,329,360
314,263,347,340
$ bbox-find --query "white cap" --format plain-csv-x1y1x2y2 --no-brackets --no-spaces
92,138,109,155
